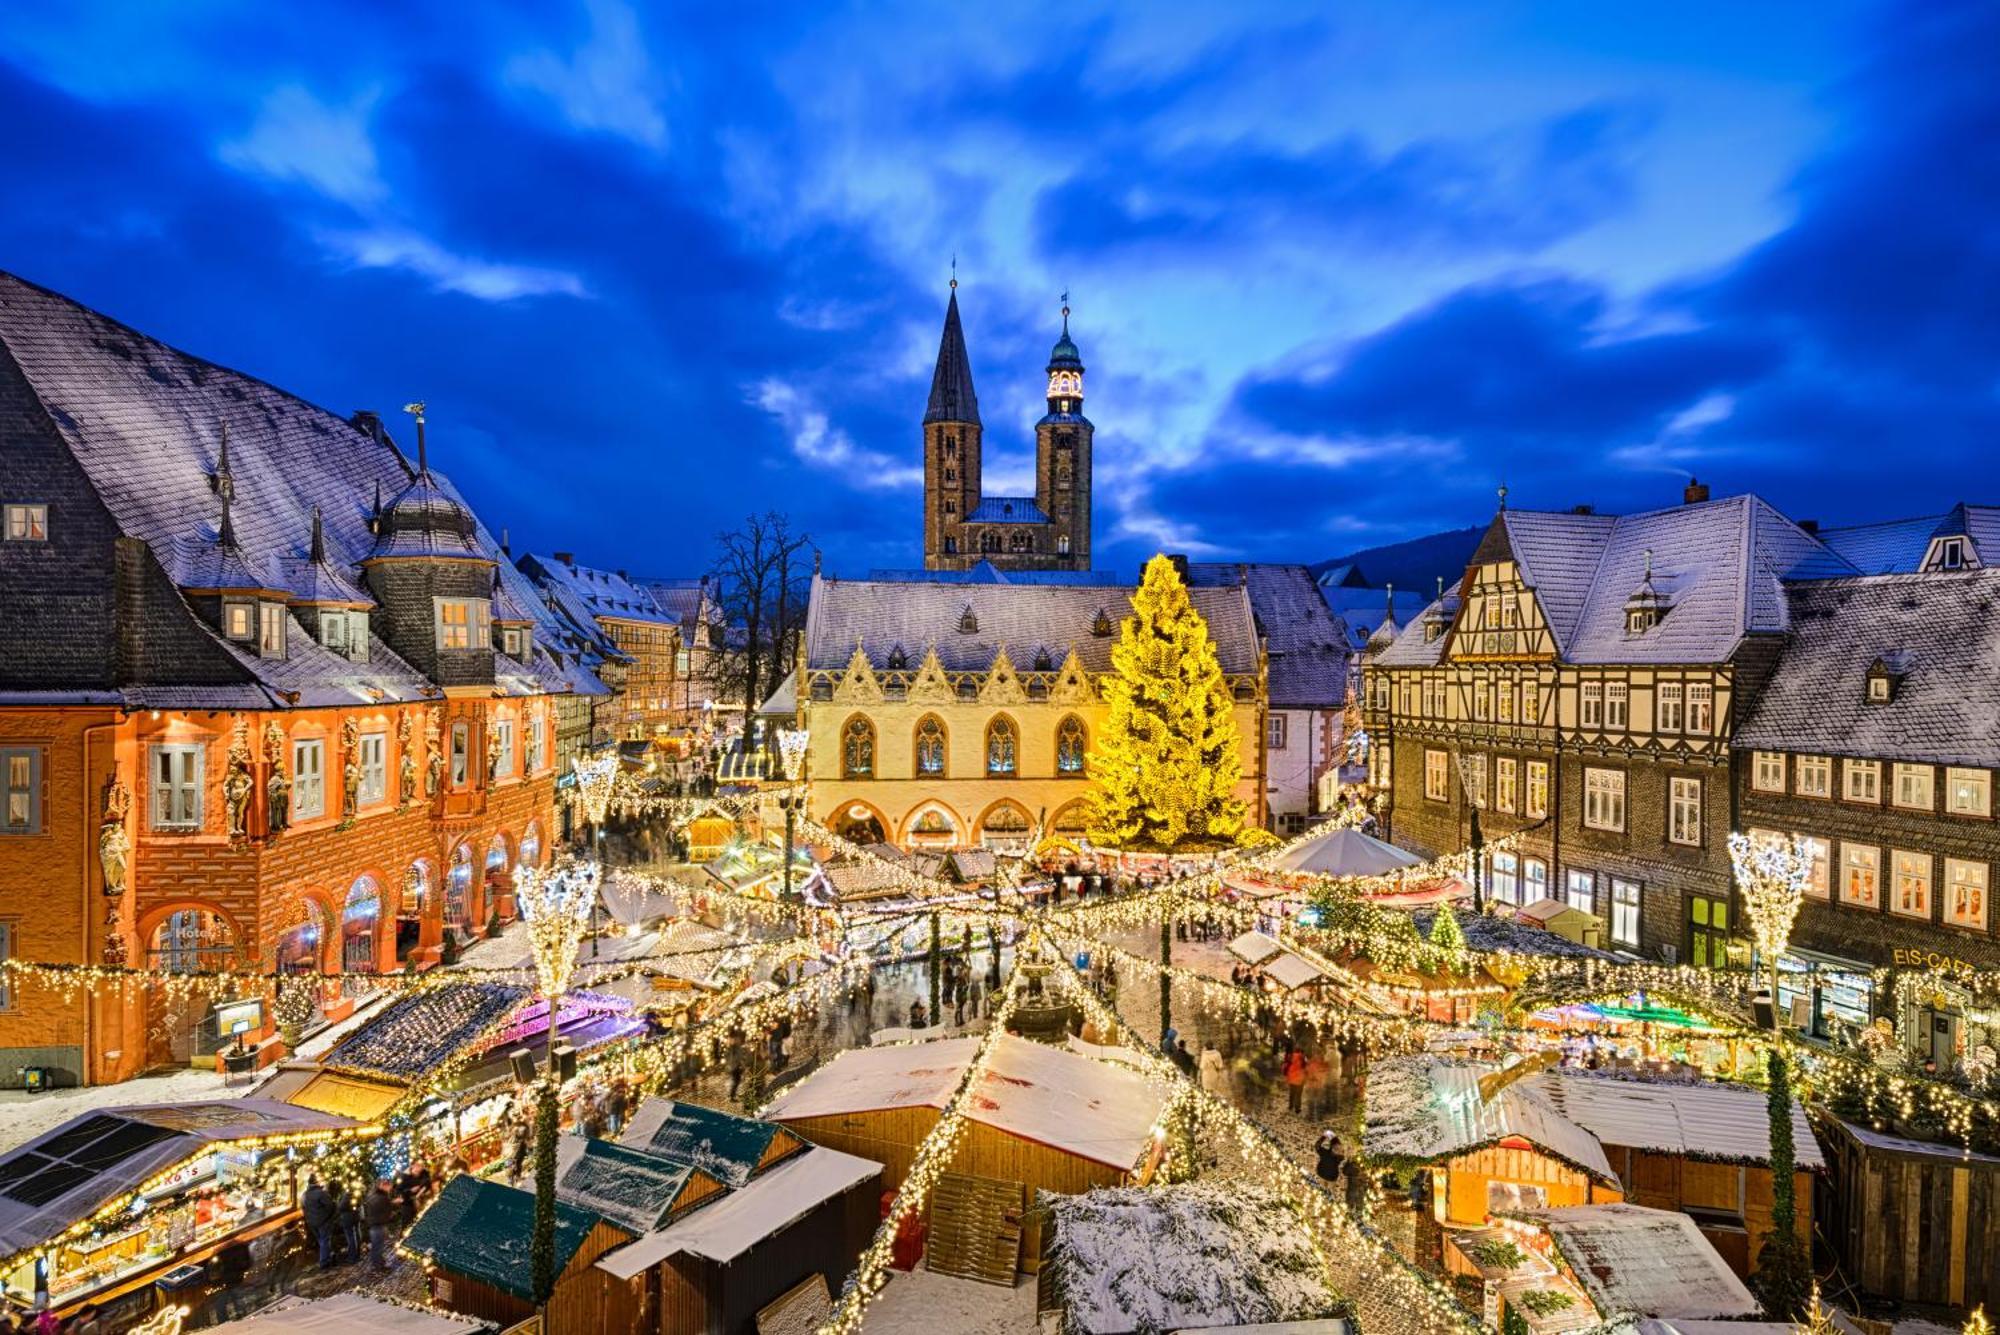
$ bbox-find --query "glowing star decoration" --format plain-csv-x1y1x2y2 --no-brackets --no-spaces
572,753,619,827
1729,830,1810,1025
515,858,602,1000
777,726,810,783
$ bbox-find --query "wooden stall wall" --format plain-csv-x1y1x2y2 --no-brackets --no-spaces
1608,1145,1812,1277
777,1108,940,1188
1820,1119,2000,1311
1440,1145,1614,1226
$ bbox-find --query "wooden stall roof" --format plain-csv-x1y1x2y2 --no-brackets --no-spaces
285,1071,407,1122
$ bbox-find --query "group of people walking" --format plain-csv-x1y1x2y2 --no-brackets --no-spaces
299,1166,433,1273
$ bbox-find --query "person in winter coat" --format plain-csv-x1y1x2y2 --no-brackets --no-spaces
1315,1131,1345,1184
1198,1047,1230,1099
299,1176,336,1269
1283,1048,1307,1113
605,1081,630,1137
1342,1153,1369,1217
334,1187,361,1263
1304,1052,1331,1120
363,1179,398,1271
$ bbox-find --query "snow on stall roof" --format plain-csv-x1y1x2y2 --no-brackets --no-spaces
1363,1058,1617,1184
1540,1069,1824,1170
595,1146,880,1278
762,1034,1167,1171
1263,952,1327,991
555,1136,702,1236
205,1293,484,1333
1518,1204,1759,1321
1835,1119,2000,1165
620,1098,795,1188
1043,1184,1341,1335
1228,931,1284,966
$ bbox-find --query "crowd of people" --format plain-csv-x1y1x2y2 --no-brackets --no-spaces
299,1165,437,1273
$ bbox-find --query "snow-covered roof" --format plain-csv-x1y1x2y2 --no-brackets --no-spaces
1520,1203,1759,1321
1270,827,1422,878
1540,1070,1824,1170
1186,563,1350,707
206,1294,485,1333
555,1136,709,1236
1263,952,1328,991
1834,1118,2000,1165
1043,1184,1342,1334
594,1146,881,1278
802,573,1261,676
1363,1058,1617,1184
518,553,678,627
1228,931,1284,966
620,1098,801,1188
762,1034,1168,1171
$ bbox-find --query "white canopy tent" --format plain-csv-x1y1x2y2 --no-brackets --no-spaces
1269,826,1423,878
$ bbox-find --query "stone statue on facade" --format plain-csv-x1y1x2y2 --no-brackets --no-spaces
223,761,253,838
97,776,130,896
266,766,291,833
424,710,444,797
340,716,362,829
398,713,417,808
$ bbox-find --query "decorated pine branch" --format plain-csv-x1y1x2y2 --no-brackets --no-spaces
1087,554,1248,850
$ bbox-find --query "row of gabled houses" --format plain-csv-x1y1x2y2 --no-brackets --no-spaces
1358,482,2000,1067
0,269,719,1090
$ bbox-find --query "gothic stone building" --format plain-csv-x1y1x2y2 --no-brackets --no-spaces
797,574,1265,852
1362,490,1851,967
922,287,1092,572
0,270,600,1086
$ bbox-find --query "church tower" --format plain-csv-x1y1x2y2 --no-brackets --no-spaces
922,281,981,571
1034,300,1092,569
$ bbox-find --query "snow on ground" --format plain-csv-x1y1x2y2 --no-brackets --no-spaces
861,1261,1039,1334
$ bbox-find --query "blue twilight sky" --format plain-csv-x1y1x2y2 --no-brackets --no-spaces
0,1,1994,579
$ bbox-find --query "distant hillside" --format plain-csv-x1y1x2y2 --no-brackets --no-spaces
1311,525,1484,596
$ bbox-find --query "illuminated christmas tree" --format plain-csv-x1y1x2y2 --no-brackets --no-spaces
1087,554,1247,849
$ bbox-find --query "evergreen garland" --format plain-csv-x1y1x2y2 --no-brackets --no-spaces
530,1078,560,1303
1086,555,1247,850
1754,1048,1810,1318
1160,916,1174,1047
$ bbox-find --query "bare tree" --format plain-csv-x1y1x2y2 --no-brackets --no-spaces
709,512,815,755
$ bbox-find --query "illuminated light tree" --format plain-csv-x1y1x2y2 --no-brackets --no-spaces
1729,831,1810,1030
1428,903,1467,961
1087,554,1246,850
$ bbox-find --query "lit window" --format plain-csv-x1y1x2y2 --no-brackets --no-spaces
1840,843,1880,908
1843,759,1881,804
435,597,491,652
1490,851,1519,905
1893,763,1934,811
1580,682,1603,729
1266,715,1288,750
292,739,324,819
1496,682,1515,723
842,717,875,779
258,603,286,657
1752,752,1786,793
1946,859,1988,930
1610,879,1641,947
1657,682,1683,734
914,715,947,776
4,504,48,542
151,744,204,829
985,716,1017,775
1,748,42,834
1892,850,1931,919
1796,834,1830,898
1494,757,1517,813
225,602,254,640
1584,767,1626,832
1795,755,1831,798
1473,681,1491,721
1686,683,1712,734
1604,682,1628,730
358,733,387,804
493,719,515,777
1521,678,1539,725
450,723,470,788
1463,753,1486,809
526,715,546,773
1523,858,1548,902
1424,749,1449,802
1525,761,1549,819
1056,716,1087,774
0,921,11,1010
1668,776,1702,845
1565,869,1595,915
1947,768,1992,817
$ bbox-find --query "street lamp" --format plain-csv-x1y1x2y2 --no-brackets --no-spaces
512,857,600,1306
776,727,809,901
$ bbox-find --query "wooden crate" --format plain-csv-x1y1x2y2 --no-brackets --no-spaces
927,1172,1025,1286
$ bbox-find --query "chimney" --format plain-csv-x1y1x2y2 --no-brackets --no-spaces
1798,519,1820,535
500,527,511,557
554,552,575,565
616,569,629,582
1571,504,1595,515
1683,477,1710,505
1166,553,1189,582
350,409,384,442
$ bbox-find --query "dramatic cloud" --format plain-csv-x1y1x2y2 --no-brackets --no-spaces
504,0,669,149
220,84,386,206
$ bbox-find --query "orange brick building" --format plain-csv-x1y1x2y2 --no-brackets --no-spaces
0,270,607,1087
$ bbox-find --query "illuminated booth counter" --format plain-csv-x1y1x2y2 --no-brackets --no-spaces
0,1101,370,1318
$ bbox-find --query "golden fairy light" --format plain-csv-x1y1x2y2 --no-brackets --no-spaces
1729,830,1810,1026
572,753,619,827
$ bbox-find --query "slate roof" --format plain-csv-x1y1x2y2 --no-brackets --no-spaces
1373,580,1460,668
965,496,1052,524
924,289,980,425
0,268,592,702
1374,495,1855,667
803,573,1260,675
633,577,716,648
1734,569,2000,767
1820,504,2000,574
519,553,678,627
402,1174,607,1302
866,562,1105,586
1187,563,1348,707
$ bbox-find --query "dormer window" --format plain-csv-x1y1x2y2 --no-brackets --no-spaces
224,601,255,641
1931,536,1970,571
886,645,908,670
1092,609,1113,637
322,611,349,654
1626,607,1660,634
959,605,978,634
258,603,287,657
1033,647,1053,672
1865,655,1908,703
502,626,528,659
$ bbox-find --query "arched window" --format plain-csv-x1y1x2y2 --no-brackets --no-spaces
841,716,875,779
343,876,380,975
986,716,1017,776
446,843,473,936
980,532,1001,553
1056,716,1088,774
450,722,470,788
914,716,947,776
